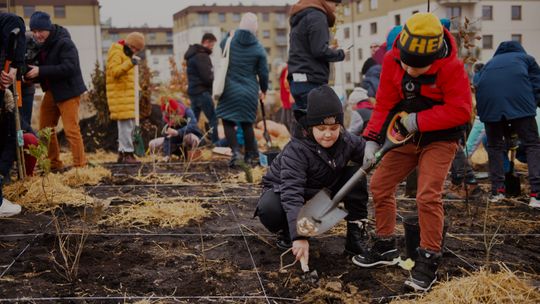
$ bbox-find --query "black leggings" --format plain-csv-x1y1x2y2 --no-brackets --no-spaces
222,119,257,154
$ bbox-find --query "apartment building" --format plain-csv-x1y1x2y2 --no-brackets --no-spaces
173,5,290,90
101,25,174,83
3,0,102,86
335,0,540,90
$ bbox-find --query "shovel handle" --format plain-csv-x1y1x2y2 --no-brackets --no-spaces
300,255,309,272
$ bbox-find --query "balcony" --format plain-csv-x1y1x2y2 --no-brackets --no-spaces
438,0,478,4
275,20,287,29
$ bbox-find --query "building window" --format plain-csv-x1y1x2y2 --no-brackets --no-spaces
345,52,350,62
23,5,35,17
54,5,65,18
199,13,209,26
370,0,378,10
357,25,362,37
344,6,351,16
153,57,159,65
482,35,493,49
262,13,269,22
218,13,226,23
511,34,522,44
447,7,461,18
265,47,271,55
356,0,363,13
276,13,286,23
149,33,156,42
262,30,270,39
344,27,350,39
346,72,352,84
370,22,377,34
358,48,363,60
166,32,172,43
511,5,521,20
394,14,401,25
233,13,241,22
482,5,493,20
412,10,419,14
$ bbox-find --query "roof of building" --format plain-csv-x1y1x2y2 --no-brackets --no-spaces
173,5,290,20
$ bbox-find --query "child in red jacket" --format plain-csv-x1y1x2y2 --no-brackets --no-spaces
352,13,472,292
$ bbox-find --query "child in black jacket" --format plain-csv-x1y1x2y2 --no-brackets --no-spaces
256,85,368,263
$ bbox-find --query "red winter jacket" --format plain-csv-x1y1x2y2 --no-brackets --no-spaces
363,28,472,144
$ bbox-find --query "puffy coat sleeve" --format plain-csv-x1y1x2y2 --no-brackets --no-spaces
39,39,79,79
527,55,540,103
279,144,309,241
107,45,135,79
416,60,472,132
306,12,344,63
348,133,366,164
256,44,269,93
362,52,401,143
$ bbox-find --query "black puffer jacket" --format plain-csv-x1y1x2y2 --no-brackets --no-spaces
262,129,365,240
184,44,213,96
287,8,344,85
36,25,86,103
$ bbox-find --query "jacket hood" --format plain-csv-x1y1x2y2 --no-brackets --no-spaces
44,24,70,48
234,29,258,46
290,0,336,27
494,41,525,56
184,44,211,60
390,27,458,74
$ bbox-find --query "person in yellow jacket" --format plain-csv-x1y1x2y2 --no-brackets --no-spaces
106,32,145,163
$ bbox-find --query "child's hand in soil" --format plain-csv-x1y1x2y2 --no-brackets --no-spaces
292,239,309,263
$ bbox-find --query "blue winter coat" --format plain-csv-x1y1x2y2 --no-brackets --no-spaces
216,29,268,123
475,41,540,123
361,64,381,98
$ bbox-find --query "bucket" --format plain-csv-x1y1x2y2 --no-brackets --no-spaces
402,214,450,259
259,150,279,167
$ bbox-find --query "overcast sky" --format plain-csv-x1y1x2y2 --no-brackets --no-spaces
99,0,297,27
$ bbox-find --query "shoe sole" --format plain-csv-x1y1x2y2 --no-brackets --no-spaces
351,257,399,268
403,277,436,292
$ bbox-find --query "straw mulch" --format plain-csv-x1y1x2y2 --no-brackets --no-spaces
3,166,110,212
391,264,540,304
100,200,210,228
226,166,267,184
300,279,369,304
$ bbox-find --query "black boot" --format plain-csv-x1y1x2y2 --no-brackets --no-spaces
352,236,399,267
228,149,243,168
275,229,292,250
344,219,368,255
404,247,442,292
244,151,259,167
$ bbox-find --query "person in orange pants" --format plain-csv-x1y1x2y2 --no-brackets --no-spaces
352,13,472,292
24,11,86,171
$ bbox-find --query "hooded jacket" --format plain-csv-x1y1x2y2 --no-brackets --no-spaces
475,41,540,123
262,130,365,240
184,44,214,96
35,24,86,103
215,29,268,123
361,64,381,98
363,28,472,146
106,41,137,120
287,1,344,85
0,13,26,109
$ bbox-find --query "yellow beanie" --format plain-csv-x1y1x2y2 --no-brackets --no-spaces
398,12,444,67
126,32,145,51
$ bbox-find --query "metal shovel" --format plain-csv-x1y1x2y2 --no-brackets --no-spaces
259,99,272,148
297,112,415,237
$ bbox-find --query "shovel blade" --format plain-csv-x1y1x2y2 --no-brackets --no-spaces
297,190,348,237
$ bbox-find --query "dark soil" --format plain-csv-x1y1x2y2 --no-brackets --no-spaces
0,160,539,303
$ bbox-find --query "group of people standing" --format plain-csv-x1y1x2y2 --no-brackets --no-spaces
1,11,87,217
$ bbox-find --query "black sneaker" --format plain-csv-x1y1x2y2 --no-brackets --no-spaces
404,248,442,292
275,230,292,250
351,237,399,267
344,219,369,255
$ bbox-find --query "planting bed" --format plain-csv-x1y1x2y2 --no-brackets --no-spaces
0,159,539,303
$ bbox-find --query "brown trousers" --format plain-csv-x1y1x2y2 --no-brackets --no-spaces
39,92,86,169
370,141,458,251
